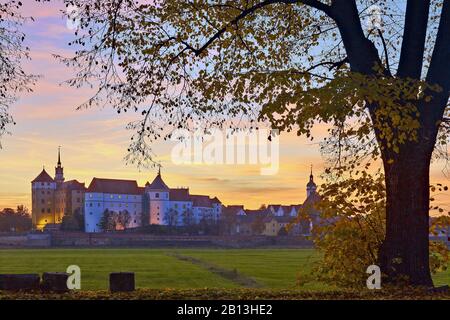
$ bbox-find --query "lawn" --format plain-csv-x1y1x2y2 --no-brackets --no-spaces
0,248,448,291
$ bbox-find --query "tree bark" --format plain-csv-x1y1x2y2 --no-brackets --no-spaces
379,115,438,287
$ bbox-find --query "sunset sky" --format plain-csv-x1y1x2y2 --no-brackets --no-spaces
0,1,448,212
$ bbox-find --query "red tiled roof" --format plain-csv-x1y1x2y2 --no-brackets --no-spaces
190,195,212,208
86,178,141,195
170,188,190,201
62,180,86,191
245,208,271,216
223,205,245,216
31,169,55,183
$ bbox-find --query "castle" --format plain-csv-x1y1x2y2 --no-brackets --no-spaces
32,149,318,234
31,149,223,232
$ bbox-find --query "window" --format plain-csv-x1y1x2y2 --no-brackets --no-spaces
118,195,122,199
89,203,93,207
89,194,93,198
47,208,51,213
41,209,45,213
155,193,159,198
110,195,114,199
174,204,178,209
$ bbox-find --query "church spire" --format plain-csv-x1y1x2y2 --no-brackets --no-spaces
55,146,64,185
57,146,62,167
306,164,317,198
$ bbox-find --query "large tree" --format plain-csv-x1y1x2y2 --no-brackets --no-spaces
51,0,450,286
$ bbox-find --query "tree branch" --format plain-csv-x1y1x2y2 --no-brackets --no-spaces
183,0,332,56
397,0,430,79
330,0,382,75
424,0,450,124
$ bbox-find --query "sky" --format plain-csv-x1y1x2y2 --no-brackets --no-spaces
0,1,448,212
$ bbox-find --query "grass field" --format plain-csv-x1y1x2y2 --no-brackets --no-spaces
0,248,448,291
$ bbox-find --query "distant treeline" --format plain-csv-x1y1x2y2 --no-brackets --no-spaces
0,206,32,232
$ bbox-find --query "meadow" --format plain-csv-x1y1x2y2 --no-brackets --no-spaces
0,248,448,291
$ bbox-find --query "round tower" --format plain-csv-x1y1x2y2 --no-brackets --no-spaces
31,168,57,230
145,167,170,225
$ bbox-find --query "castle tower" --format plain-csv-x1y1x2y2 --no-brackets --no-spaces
54,146,65,186
145,166,170,225
31,167,57,230
306,165,317,198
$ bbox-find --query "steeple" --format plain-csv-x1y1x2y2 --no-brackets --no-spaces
57,146,61,166
306,164,317,198
55,146,65,185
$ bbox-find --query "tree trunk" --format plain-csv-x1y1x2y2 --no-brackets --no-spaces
379,135,435,286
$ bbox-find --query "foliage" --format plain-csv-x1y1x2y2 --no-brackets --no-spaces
164,208,179,227
99,210,132,231
60,208,84,232
0,206,31,232
297,173,449,288
39,0,449,168
1,287,449,300
181,208,195,226
0,0,37,144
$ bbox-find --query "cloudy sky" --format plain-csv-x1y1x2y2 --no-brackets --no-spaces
0,1,448,211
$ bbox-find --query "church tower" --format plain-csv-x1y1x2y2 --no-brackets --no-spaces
54,146,65,186
306,165,317,198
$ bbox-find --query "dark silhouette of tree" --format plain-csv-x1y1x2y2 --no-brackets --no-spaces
0,206,32,232
99,209,117,232
182,208,195,226
0,1,36,144
61,207,84,231
51,0,450,286
117,210,131,230
164,208,179,227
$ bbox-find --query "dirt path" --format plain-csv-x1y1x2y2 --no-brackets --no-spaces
169,253,262,288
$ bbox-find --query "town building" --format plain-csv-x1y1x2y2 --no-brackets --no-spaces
225,168,320,236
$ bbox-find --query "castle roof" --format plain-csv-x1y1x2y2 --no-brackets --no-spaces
61,180,86,191
32,169,55,183
147,173,169,190
211,196,221,204
190,195,213,208
86,178,141,195
170,188,191,201
223,205,245,216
